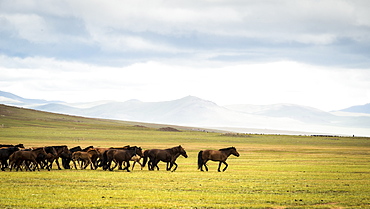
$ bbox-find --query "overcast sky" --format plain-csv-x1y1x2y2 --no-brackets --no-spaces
1,0,370,111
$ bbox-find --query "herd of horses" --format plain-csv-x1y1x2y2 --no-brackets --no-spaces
0,144,240,172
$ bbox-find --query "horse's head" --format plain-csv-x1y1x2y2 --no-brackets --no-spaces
33,147,48,157
16,144,25,148
178,145,188,158
231,147,240,157
45,146,58,156
135,147,143,157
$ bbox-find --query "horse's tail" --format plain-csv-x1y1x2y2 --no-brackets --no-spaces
197,151,203,170
142,150,149,167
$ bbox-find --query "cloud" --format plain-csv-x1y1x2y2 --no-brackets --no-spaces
0,0,369,67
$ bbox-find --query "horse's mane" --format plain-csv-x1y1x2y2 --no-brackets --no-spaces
131,146,141,150
166,145,181,150
219,147,235,151
119,146,141,150
52,145,68,148
82,146,94,152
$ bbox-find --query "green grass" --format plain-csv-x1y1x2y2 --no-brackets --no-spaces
1,104,370,208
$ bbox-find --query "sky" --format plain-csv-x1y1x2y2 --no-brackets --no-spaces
1,0,370,111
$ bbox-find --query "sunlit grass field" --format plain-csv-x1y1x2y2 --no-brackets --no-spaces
1,105,370,208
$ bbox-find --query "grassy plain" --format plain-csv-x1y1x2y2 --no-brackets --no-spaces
0,104,370,208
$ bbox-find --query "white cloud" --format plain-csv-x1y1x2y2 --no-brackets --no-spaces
3,14,57,43
0,0,369,67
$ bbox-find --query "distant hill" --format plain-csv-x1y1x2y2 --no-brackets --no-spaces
225,104,334,124
0,90,60,106
340,103,370,114
0,104,207,132
1,90,370,136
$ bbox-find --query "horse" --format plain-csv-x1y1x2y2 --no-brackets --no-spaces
142,145,188,172
103,146,143,172
61,146,82,169
9,148,49,171
72,148,99,170
34,146,58,170
50,145,70,170
95,146,130,168
198,147,240,172
72,146,99,170
0,147,20,171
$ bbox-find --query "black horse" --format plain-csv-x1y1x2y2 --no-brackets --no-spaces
0,147,20,171
198,147,240,172
143,145,188,171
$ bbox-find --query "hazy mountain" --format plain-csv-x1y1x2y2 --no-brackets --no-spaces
0,90,49,105
225,104,335,124
1,90,369,136
340,103,370,114
36,103,82,115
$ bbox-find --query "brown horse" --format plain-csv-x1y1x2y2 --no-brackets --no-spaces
10,148,49,171
142,145,188,171
103,146,143,172
71,148,99,169
198,147,240,172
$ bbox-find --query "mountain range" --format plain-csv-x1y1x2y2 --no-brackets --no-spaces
1,90,369,136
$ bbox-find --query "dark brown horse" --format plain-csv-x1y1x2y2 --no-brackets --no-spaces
103,146,143,172
0,147,20,171
9,148,49,171
198,147,240,172
50,145,70,170
143,145,188,171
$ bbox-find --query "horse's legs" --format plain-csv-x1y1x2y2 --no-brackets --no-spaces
149,159,156,170
83,159,90,169
203,160,209,171
110,160,118,171
48,159,54,170
15,160,23,171
124,161,130,172
166,162,171,171
13,161,20,171
199,160,204,171
90,159,96,170
44,160,51,171
218,162,222,172
171,162,178,172
147,159,152,170
72,160,78,169
25,161,33,171
0,160,5,171
55,158,62,170
78,159,83,169
31,159,40,171
222,161,228,172
118,160,123,170
152,159,160,170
